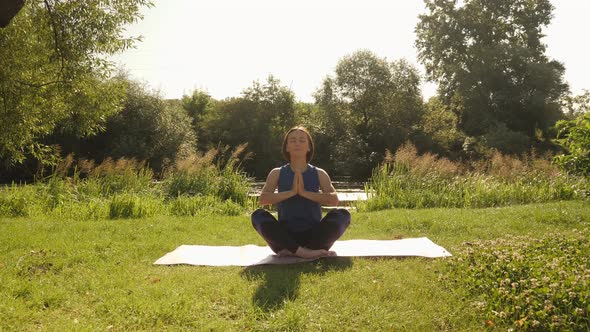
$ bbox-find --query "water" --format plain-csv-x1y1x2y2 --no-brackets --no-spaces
248,181,366,195
248,181,369,207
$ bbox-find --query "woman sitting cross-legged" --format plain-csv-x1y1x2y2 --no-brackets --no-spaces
251,126,351,259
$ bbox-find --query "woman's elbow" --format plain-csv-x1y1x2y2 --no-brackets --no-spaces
259,193,270,206
330,194,339,206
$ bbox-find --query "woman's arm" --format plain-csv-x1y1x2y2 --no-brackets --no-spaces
298,168,339,206
258,168,296,206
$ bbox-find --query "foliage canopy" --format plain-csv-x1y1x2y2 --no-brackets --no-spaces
415,0,568,153
0,0,152,166
315,50,424,178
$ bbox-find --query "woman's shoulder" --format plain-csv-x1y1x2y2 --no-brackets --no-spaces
308,164,327,174
310,166,333,182
269,164,289,171
268,165,290,178
264,166,281,178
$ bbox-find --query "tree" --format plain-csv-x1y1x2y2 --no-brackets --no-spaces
561,90,590,119
201,76,296,178
416,96,466,157
86,79,196,172
292,102,335,172
181,89,216,150
242,75,296,136
415,0,568,153
315,50,424,178
0,0,152,166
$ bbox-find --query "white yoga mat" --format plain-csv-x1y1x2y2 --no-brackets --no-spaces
153,237,452,266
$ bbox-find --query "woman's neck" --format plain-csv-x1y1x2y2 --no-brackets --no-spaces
289,158,307,172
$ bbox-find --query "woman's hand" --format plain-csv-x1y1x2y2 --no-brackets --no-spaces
259,168,296,206
291,170,299,194
295,171,305,196
295,168,340,206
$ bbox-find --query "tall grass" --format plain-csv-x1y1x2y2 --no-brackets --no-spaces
78,158,154,197
0,145,252,219
163,149,219,197
169,195,244,217
0,184,38,217
109,194,161,219
162,144,251,206
358,144,589,211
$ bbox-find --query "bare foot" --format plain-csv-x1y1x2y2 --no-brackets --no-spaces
294,247,336,259
277,249,294,257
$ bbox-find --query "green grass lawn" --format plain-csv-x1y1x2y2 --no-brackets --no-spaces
1,201,588,331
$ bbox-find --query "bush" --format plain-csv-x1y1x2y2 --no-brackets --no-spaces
446,230,590,330
89,80,196,173
483,123,531,155
554,112,590,176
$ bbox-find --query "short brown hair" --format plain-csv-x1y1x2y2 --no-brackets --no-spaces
282,126,314,162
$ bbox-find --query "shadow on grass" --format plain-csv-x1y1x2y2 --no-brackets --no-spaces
241,257,353,312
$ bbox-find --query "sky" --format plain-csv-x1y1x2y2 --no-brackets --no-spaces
111,0,590,103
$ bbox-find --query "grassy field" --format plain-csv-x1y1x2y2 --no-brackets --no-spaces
1,201,588,331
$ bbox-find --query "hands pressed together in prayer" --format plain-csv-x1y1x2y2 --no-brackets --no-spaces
285,168,339,207
291,170,306,197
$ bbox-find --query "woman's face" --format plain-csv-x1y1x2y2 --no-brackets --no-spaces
286,130,309,159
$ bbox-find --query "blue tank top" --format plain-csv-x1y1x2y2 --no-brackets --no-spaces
277,164,322,232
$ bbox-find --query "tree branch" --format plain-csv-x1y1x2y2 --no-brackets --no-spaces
43,0,65,73
14,79,67,88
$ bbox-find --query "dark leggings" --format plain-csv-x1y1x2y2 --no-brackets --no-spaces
251,208,351,254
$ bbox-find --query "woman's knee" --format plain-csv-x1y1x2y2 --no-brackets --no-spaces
251,208,275,228
251,208,264,226
251,208,266,217
325,208,351,227
337,208,351,218
339,209,351,228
